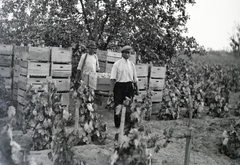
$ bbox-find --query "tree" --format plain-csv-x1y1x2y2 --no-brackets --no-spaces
0,0,201,63
230,24,240,57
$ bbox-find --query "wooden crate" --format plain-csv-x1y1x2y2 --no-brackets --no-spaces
136,64,149,77
150,66,166,78
151,91,163,102
19,61,50,76
13,69,19,83
17,88,26,105
0,44,13,55
134,90,147,102
18,46,51,61
13,82,18,90
18,74,46,90
97,50,121,62
51,47,72,63
17,103,25,113
82,73,89,86
149,78,165,90
0,55,12,67
52,78,70,92
51,63,72,77
99,61,106,73
137,77,148,90
4,77,12,89
13,94,18,102
59,92,70,106
106,56,121,63
152,102,161,115
89,73,111,91
13,46,27,59
0,66,12,77
94,93,109,110
105,62,114,73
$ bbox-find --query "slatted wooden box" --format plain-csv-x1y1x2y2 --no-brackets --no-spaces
18,74,47,90
82,73,89,86
105,62,114,73
97,50,121,62
16,46,51,61
51,47,72,63
52,78,71,92
0,66,12,77
149,78,165,90
137,77,148,90
89,73,111,91
19,60,50,77
14,46,26,59
152,102,161,115
17,103,25,113
0,44,13,55
136,64,149,77
99,61,106,72
94,92,109,110
51,63,72,77
150,66,166,78
59,92,70,106
0,55,12,67
151,91,163,102
17,88,26,105
4,77,12,89
15,46,50,61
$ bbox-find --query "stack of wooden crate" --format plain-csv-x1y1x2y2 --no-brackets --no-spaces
16,46,51,110
149,66,166,114
13,46,25,104
134,64,149,102
50,47,72,107
0,45,13,92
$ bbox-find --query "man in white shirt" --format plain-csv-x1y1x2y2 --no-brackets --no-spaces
76,40,100,81
110,45,139,128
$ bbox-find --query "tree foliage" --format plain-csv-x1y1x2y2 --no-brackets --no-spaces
0,0,200,63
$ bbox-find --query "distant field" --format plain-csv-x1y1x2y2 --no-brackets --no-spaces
180,52,240,65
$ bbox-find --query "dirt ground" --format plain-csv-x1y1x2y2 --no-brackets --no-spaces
1,92,240,165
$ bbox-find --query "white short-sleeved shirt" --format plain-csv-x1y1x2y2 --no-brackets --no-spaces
77,53,100,73
110,58,137,83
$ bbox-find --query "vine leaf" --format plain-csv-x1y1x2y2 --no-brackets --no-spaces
121,135,130,149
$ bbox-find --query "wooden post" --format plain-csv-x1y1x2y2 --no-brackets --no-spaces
184,94,193,165
118,105,126,145
74,99,80,135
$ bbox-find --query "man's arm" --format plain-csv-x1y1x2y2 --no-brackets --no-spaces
109,79,116,96
75,70,82,82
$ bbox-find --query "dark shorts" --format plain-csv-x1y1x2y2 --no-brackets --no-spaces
113,82,134,106
113,82,134,128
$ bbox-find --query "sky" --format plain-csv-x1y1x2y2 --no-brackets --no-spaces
185,0,240,50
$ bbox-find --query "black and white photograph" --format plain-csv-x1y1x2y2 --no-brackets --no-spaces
0,0,240,164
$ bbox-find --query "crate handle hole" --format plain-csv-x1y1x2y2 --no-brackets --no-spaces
37,64,41,66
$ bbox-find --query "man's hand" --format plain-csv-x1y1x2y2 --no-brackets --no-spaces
109,91,114,97
135,89,139,96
